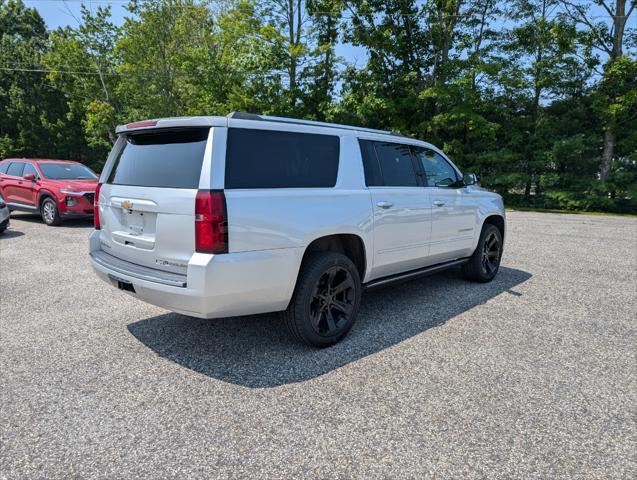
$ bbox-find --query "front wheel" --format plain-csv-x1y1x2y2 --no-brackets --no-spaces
462,224,503,282
284,252,362,347
41,198,62,226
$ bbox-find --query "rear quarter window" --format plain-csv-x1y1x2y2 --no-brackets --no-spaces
225,128,340,189
107,128,209,189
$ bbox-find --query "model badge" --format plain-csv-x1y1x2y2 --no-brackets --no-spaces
122,200,132,210
156,259,187,268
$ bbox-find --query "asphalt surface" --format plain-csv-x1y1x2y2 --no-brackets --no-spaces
0,211,635,479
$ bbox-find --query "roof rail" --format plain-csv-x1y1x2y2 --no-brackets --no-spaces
227,111,397,136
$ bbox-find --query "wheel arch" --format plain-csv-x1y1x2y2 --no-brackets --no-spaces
38,190,57,209
300,233,368,282
482,214,505,242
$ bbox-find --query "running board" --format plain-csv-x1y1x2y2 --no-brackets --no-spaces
363,258,469,291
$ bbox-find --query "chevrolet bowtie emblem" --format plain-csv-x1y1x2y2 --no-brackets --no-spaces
122,200,132,210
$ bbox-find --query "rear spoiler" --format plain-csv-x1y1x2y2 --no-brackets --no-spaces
115,116,227,134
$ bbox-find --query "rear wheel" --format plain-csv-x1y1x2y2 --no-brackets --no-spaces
462,223,502,282
41,198,62,226
284,252,361,347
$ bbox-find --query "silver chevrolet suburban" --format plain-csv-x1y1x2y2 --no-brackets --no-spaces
89,113,505,347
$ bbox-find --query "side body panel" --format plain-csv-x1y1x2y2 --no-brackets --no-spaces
366,187,432,279
1,163,24,206
427,187,476,263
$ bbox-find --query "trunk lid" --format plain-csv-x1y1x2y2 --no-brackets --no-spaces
98,127,210,275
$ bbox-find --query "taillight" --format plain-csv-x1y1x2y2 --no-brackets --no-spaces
94,183,102,230
195,190,228,254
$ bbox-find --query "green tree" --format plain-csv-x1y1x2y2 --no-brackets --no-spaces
0,0,71,158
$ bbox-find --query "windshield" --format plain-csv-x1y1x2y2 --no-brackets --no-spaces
39,163,98,180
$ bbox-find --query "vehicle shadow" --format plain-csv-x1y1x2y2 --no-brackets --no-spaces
9,213,93,228
128,266,531,388
0,229,24,239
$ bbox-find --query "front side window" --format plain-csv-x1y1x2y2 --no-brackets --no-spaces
413,148,459,187
0,162,9,174
23,163,39,178
39,163,97,180
358,140,418,187
6,162,25,177
225,128,340,189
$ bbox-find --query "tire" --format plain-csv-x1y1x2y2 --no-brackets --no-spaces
284,251,362,348
0,224,6,234
41,198,62,226
462,224,503,282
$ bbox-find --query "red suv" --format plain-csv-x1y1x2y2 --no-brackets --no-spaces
0,158,99,226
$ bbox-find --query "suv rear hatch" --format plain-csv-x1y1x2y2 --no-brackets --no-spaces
98,127,209,275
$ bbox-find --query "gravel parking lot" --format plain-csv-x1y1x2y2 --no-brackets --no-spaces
1,211,635,479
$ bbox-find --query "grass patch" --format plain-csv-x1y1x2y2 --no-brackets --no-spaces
506,207,637,218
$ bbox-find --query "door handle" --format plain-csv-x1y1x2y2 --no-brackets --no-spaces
376,201,394,209
433,200,445,207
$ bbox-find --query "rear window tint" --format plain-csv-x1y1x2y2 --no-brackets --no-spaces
358,140,383,186
225,128,340,189
359,141,418,187
373,142,418,186
107,128,209,188
6,162,25,177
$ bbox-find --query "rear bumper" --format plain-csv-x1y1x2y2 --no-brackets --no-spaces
88,230,302,318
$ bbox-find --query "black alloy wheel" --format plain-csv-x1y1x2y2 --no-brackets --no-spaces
481,230,501,275
309,266,356,336
284,251,362,347
462,223,502,282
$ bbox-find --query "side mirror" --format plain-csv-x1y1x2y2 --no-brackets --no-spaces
23,173,36,181
463,173,478,186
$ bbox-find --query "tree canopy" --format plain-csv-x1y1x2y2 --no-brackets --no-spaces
1,0,635,212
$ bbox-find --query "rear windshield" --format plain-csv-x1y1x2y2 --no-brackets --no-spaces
39,163,97,180
108,128,209,189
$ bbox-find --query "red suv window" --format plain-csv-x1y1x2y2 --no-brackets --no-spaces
6,162,25,177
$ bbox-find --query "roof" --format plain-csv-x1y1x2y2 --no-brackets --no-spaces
115,112,406,138
0,158,78,163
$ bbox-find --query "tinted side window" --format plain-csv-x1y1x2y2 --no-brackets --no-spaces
413,148,458,187
372,142,418,187
23,163,39,178
358,140,383,186
0,162,9,174
225,128,339,189
6,162,25,177
107,128,209,189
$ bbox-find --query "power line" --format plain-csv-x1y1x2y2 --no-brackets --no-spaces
0,66,112,75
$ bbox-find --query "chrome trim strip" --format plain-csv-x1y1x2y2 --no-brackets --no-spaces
91,250,187,288
60,190,95,196
6,201,37,210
